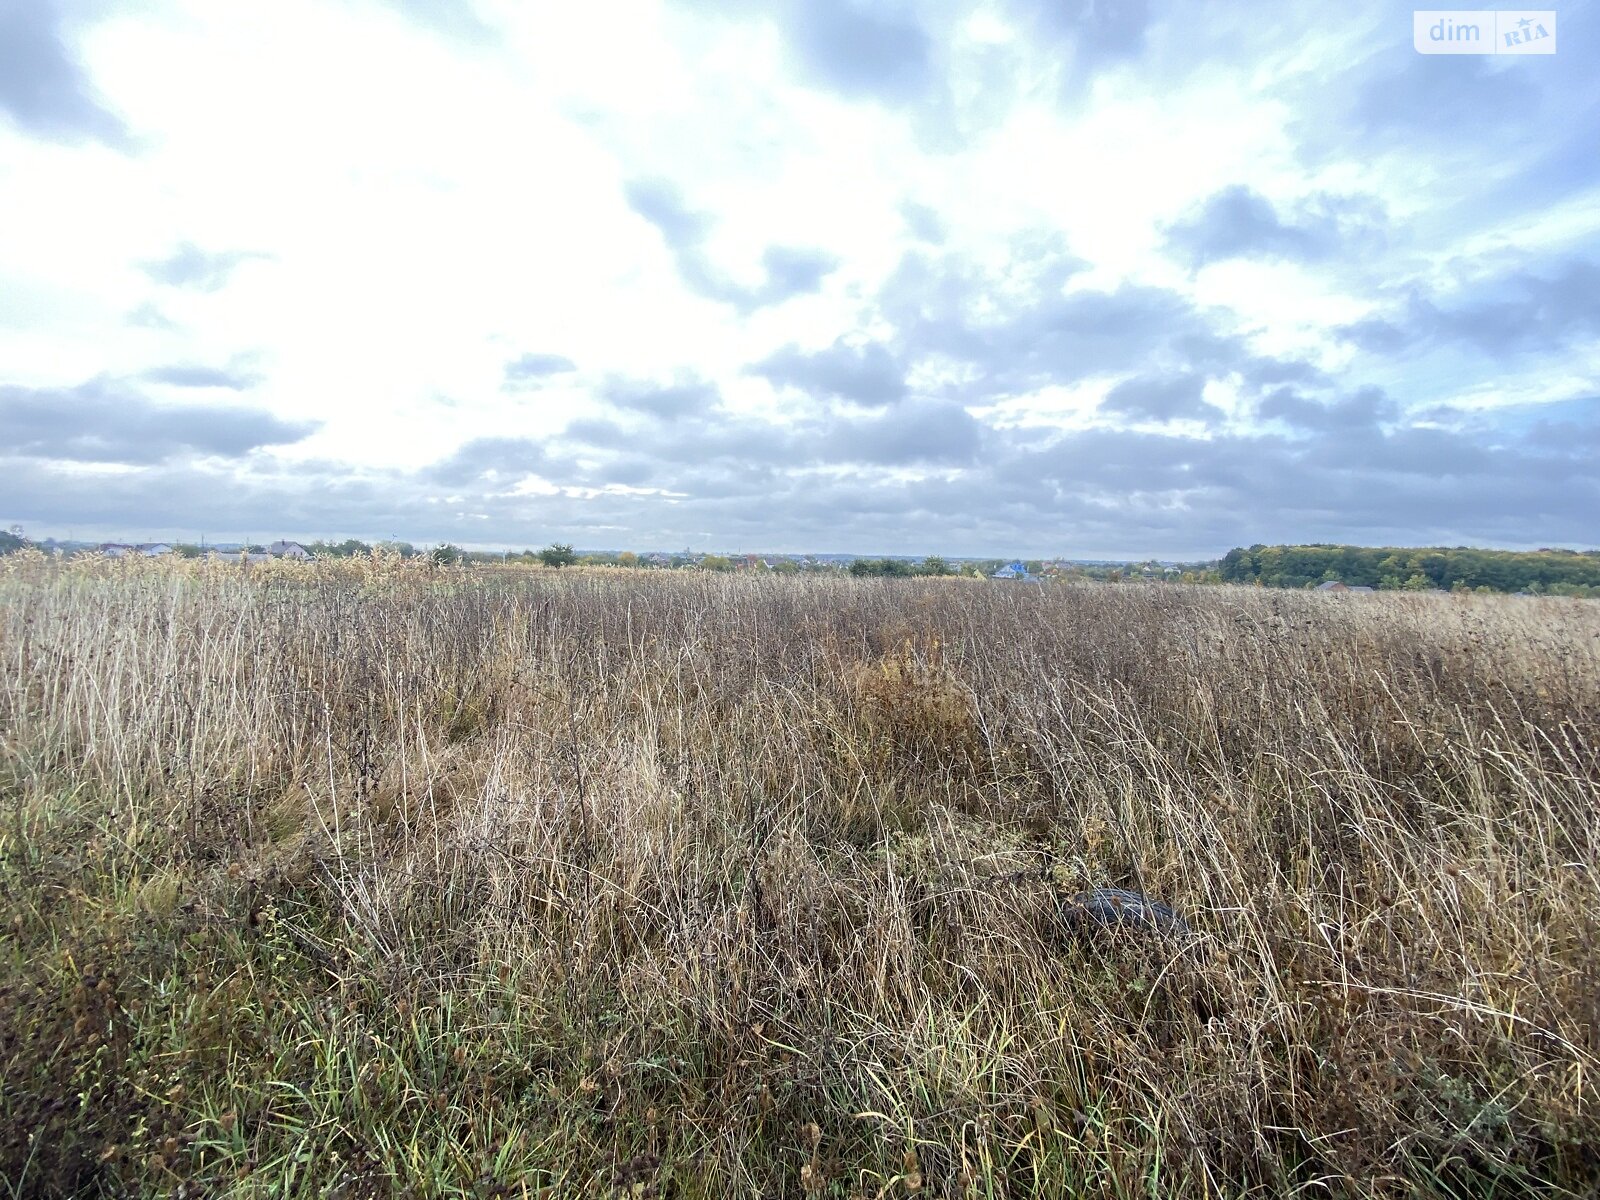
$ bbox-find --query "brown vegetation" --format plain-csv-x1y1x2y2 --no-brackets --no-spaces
2,550,1597,1197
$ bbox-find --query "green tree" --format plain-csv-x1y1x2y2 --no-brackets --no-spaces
1218,543,1600,595
309,538,373,558
539,543,578,568
849,558,914,577
430,543,463,565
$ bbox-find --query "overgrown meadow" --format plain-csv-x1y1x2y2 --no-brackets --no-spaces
2,552,1597,1198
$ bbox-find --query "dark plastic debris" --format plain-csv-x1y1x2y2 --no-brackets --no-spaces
1063,887,1192,938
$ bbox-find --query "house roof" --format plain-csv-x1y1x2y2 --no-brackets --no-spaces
992,561,1035,580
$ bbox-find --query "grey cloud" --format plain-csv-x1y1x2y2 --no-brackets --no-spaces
558,390,974,474
1305,424,1497,478
879,238,1337,409
503,353,577,386
141,364,261,391
1337,312,1414,355
752,339,907,406
425,437,548,486
823,400,980,465
598,456,656,488
757,246,839,302
1,377,316,464
561,417,631,449
0,0,128,146
623,179,711,247
1005,0,1151,96
986,416,1594,552
1341,258,1600,358
1237,355,1326,390
948,282,1230,393
603,378,719,421
675,245,841,312
0,457,450,546
126,303,179,331
564,412,778,471
877,241,1244,400
1523,407,1600,458
624,177,838,311
1165,186,1384,267
1020,0,1150,57
901,202,945,244
142,243,265,292
1259,386,1396,433
7,403,1596,555
1350,51,1538,147
783,0,931,104
1102,373,1219,422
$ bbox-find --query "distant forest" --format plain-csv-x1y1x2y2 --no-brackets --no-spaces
1221,544,1600,595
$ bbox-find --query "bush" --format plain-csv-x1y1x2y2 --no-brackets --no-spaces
539,542,578,567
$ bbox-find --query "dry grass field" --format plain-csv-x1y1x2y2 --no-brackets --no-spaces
2,551,1597,1198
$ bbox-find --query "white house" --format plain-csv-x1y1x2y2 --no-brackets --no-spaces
101,542,173,557
268,540,314,560
991,560,1035,581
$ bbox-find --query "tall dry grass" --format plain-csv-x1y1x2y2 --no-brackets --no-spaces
1,550,1596,1197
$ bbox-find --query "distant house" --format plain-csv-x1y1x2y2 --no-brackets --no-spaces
99,542,173,557
1316,581,1349,592
992,560,1036,581
268,540,313,560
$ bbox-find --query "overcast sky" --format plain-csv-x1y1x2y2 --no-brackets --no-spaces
2,0,1596,557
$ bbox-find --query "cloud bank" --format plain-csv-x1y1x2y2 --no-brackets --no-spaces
1,0,1596,555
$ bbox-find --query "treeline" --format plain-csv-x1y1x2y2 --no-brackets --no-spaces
307,539,420,559
1221,544,1600,595
847,556,958,577
305,540,573,566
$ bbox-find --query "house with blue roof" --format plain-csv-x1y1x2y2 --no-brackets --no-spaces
991,560,1036,581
